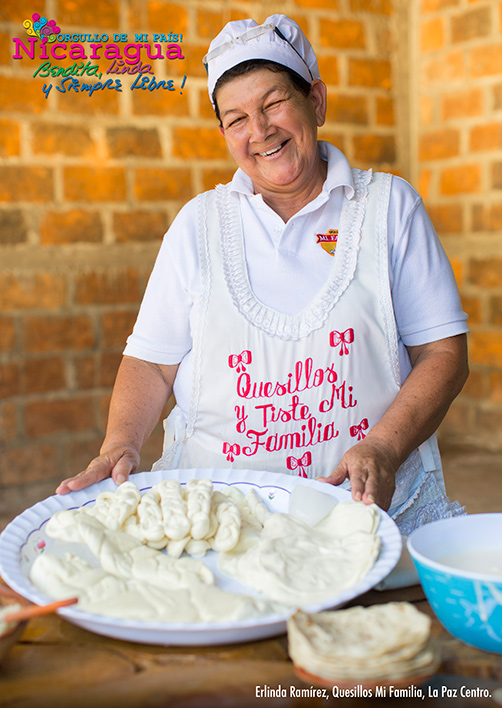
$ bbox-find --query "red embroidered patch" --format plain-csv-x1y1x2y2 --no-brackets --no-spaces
316,229,338,256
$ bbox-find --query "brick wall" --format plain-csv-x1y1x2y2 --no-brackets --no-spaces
0,0,398,521
0,0,498,522
415,0,502,450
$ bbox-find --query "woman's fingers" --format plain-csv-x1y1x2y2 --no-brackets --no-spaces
317,439,397,510
55,447,139,495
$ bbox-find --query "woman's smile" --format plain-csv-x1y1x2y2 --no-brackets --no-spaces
216,68,327,220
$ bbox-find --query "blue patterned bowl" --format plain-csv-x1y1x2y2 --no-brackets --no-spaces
407,514,502,654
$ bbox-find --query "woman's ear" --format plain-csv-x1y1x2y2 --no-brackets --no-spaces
310,79,327,128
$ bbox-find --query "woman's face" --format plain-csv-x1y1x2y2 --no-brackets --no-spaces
216,69,327,202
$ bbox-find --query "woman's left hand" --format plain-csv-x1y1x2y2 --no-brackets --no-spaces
317,437,398,511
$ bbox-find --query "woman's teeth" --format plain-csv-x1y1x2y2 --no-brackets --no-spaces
260,143,285,157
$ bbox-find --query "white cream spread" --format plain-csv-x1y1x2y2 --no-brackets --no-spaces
29,482,381,624
218,502,381,605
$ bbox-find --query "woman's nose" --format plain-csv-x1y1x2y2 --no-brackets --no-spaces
249,111,271,141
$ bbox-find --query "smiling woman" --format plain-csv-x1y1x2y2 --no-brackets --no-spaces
57,14,469,539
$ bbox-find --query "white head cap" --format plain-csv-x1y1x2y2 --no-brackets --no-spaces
204,14,320,107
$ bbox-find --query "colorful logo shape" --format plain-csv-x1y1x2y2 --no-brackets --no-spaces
23,13,61,44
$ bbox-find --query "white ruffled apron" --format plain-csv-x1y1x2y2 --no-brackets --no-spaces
154,169,464,535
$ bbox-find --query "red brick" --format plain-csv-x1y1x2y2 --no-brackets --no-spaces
63,436,106,477
0,167,54,202
420,18,445,52
40,210,104,245
58,0,119,27
419,129,460,160
349,59,392,89
74,268,141,305
460,295,482,326
317,56,339,86
31,122,96,157
0,0,44,21
422,50,465,85
147,2,188,35
469,258,502,287
0,363,21,398
327,94,369,125
469,123,502,152
197,8,224,39
470,45,502,78
462,369,486,400
63,167,127,202
0,402,18,443
489,371,502,404
470,204,502,232
58,86,120,116
350,0,391,11
23,315,95,354
440,164,481,195
421,0,459,11
490,296,502,326
23,356,66,394
0,77,47,114
0,272,67,310
427,204,464,234
131,87,190,117
25,397,96,437
1,443,59,485
106,127,162,158
0,119,20,156
172,127,228,160
0,32,12,65
101,352,122,386
451,7,492,44
74,354,98,390
493,162,502,189
172,43,204,79
295,0,340,7
134,167,194,201
0,316,16,352
202,167,240,191
442,88,483,120
494,83,502,110
376,96,395,126
113,210,168,242
101,310,137,347
353,134,396,164
320,20,366,49
0,210,28,244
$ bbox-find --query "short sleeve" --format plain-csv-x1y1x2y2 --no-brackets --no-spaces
388,177,469,347
123,198,201,364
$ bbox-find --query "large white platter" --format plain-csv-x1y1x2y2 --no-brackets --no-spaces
0,468,402,646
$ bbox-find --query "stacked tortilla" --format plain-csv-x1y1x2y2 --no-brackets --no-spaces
288,602,439,687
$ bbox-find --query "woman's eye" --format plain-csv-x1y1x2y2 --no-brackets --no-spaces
227,116,244,128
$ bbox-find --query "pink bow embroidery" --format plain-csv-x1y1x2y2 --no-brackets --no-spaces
329,328,354,355
350,418,369,441
228,350,252,373
286,452,312,478
223,442,241,462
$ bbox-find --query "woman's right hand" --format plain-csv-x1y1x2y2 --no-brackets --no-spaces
55,445,140,495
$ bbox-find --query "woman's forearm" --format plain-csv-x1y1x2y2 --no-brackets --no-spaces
56,355,178,494
101,355,177,453
366,334,469,466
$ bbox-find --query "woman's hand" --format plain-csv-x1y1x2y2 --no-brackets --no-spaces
55,445,140,495
317,437,398,511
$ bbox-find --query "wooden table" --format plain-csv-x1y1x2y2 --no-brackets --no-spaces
1,584,502,708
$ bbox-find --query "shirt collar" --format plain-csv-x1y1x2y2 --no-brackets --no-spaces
228,140,355,200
